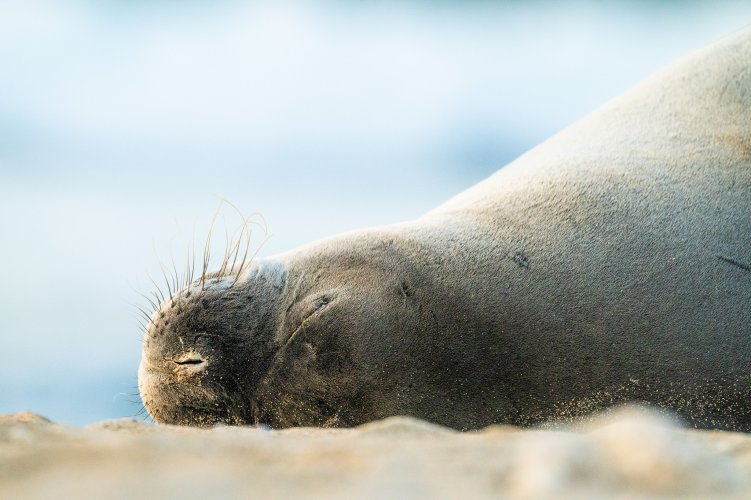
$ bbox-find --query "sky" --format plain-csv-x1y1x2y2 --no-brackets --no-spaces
1,0,750,425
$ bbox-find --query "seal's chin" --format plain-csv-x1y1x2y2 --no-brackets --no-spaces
137,356,153,397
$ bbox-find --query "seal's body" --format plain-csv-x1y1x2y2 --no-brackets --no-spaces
139,30,751,431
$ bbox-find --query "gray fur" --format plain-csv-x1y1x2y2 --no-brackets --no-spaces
139,29,751,431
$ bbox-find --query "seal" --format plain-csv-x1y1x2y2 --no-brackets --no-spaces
138,29,751,431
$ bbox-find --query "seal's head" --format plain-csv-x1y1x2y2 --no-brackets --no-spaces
137,233,440,428
138,262,287,426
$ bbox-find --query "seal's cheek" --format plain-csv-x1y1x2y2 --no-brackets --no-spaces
252,306,366,428
279,309,355,377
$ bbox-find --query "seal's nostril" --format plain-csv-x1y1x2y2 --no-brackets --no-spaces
175,358,205,366
173,352,207,367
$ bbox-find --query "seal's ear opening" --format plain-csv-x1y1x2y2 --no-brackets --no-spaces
314,295,331,310
399,280,416,299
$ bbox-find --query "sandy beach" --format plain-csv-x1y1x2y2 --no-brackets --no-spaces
2,407,750,499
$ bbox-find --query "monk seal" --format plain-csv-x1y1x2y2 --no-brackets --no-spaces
138,29,751,431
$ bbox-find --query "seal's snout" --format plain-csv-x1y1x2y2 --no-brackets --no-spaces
138,258,290,426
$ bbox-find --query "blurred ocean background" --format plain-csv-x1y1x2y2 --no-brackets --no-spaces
1,0,750,425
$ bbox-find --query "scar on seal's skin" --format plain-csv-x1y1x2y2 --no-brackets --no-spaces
717,254,751,273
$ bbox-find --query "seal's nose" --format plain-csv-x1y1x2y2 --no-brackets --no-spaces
172,352,208,377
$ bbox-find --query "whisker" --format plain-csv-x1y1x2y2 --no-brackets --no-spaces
146,272,166,305
160,259,173,302
133,304,157,327
202,203,223,288
135,318,147,332
189,222,198,287
234,222,254,279
218,198,256,278
136,290,159,312
245,230,271,273
218,215,233,278
170,255,181,304
127,280,161,316
152,240,174,302
226,223,246,278
184,238,194,290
